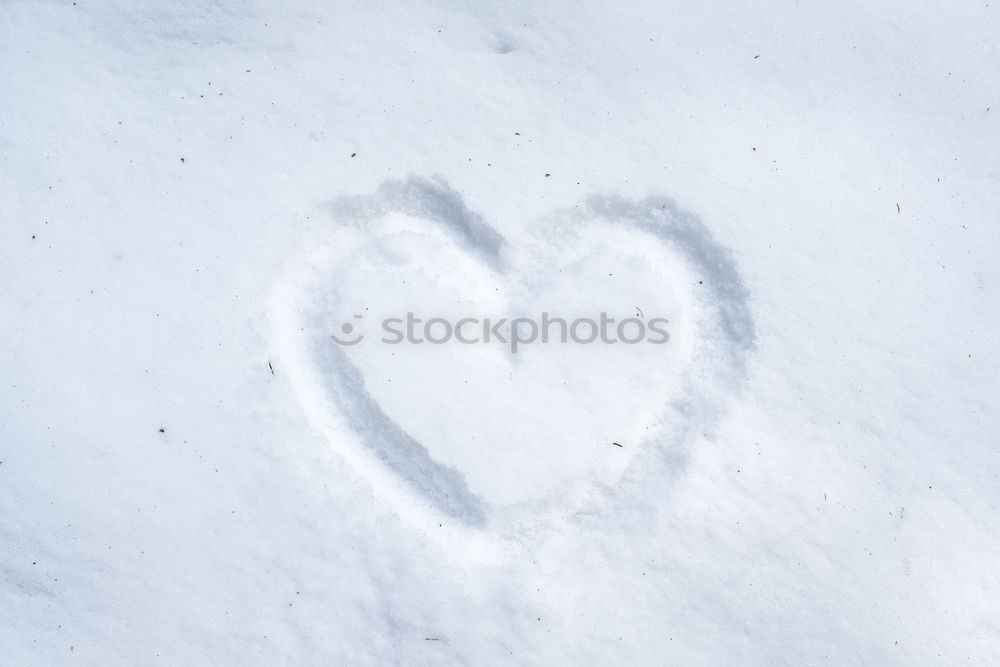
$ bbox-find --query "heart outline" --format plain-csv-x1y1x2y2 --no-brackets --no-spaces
271,176,754,548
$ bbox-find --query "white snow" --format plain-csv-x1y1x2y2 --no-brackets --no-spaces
2,0,999,664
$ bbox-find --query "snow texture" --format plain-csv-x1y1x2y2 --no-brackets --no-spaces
2,0,998,664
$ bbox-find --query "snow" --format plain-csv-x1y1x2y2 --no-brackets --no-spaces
2,0,999,664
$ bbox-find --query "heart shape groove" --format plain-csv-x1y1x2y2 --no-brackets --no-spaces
271,177,753,550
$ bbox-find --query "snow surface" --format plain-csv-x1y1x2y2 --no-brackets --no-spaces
2,0,999,664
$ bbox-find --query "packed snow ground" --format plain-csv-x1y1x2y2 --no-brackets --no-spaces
2,1,999,664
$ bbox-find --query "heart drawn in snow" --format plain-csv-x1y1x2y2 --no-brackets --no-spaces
271,177,753,546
